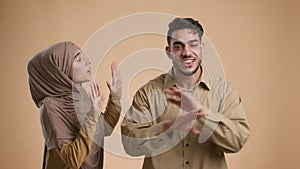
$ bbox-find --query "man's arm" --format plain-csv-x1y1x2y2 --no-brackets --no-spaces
197,84,250,153
121,88,172,157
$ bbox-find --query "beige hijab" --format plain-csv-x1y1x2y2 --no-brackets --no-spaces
28,41,103,169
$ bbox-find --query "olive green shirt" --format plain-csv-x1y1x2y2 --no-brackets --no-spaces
121,66,250,169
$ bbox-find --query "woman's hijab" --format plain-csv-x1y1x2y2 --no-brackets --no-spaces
27,41,91,147
28,42,104,169
28,41,77,107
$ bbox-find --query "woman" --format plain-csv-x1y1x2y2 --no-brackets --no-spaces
27,41,122,169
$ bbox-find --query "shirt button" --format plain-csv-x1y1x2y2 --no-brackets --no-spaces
185,143,189,147
185,161,189,165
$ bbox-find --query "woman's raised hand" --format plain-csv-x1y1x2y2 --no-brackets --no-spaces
90,81,105,113
106,62,122,97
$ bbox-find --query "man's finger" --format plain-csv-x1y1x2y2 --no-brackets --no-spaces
196,112,205,119
166,89,181,96
167,98,181,107
190,128,201,135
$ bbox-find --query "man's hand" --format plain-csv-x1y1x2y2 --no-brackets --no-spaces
164,86,205,135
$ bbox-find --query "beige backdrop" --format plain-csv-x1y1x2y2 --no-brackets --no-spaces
1,0,299,169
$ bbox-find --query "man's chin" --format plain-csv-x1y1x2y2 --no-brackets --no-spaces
181,66,200,76
180,70,195,76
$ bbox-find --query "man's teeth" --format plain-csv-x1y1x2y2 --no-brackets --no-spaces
183,59,193,64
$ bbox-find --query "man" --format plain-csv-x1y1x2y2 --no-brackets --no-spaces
121,17,250,169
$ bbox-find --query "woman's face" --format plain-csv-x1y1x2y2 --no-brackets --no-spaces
71,49,92,86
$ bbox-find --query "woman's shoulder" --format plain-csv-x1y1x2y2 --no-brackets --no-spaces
43,97,63,113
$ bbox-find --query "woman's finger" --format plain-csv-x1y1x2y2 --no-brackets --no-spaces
97,95,105,104
93,82,98,97
90,82,96,99
111,62,116,78
106,81,112,91
96,82,101,97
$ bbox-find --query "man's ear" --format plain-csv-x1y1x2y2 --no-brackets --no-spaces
200,41,204,57
165,46,172,59
201,41,204,49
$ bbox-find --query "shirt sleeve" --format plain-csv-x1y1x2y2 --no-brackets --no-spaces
197,84,250,153
53,128,93,168
121,88,173,157
102,93,121,136
41,98,94,168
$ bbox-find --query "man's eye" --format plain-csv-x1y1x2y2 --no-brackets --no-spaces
190,43,198,48
173,45,182,50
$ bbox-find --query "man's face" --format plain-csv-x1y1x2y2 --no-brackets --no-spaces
166,28,203,76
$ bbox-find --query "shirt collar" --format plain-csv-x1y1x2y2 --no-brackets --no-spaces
163,63,212,91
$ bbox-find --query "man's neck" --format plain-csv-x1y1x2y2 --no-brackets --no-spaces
173,67,202,90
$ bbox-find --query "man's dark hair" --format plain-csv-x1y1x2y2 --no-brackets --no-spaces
167,17,204,45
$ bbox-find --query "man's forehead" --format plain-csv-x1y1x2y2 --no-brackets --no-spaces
170,28,200,43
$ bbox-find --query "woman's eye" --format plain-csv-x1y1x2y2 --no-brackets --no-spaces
77,57,82,62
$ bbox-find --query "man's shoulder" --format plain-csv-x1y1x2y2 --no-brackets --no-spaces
209,74,239,97
210,74,226,87
140,73,167,91
149,73,167,85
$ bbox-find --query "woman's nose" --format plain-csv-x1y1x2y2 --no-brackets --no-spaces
86,58,91,65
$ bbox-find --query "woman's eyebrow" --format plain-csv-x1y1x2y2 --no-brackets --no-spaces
74,51,81,59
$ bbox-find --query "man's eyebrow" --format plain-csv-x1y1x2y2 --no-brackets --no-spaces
172,39,199,46
188,39,199,43
172,41,184,46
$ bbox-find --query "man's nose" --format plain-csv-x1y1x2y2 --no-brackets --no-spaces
182,45,192,57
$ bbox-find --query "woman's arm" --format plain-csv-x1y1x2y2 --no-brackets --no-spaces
103,63,122,135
